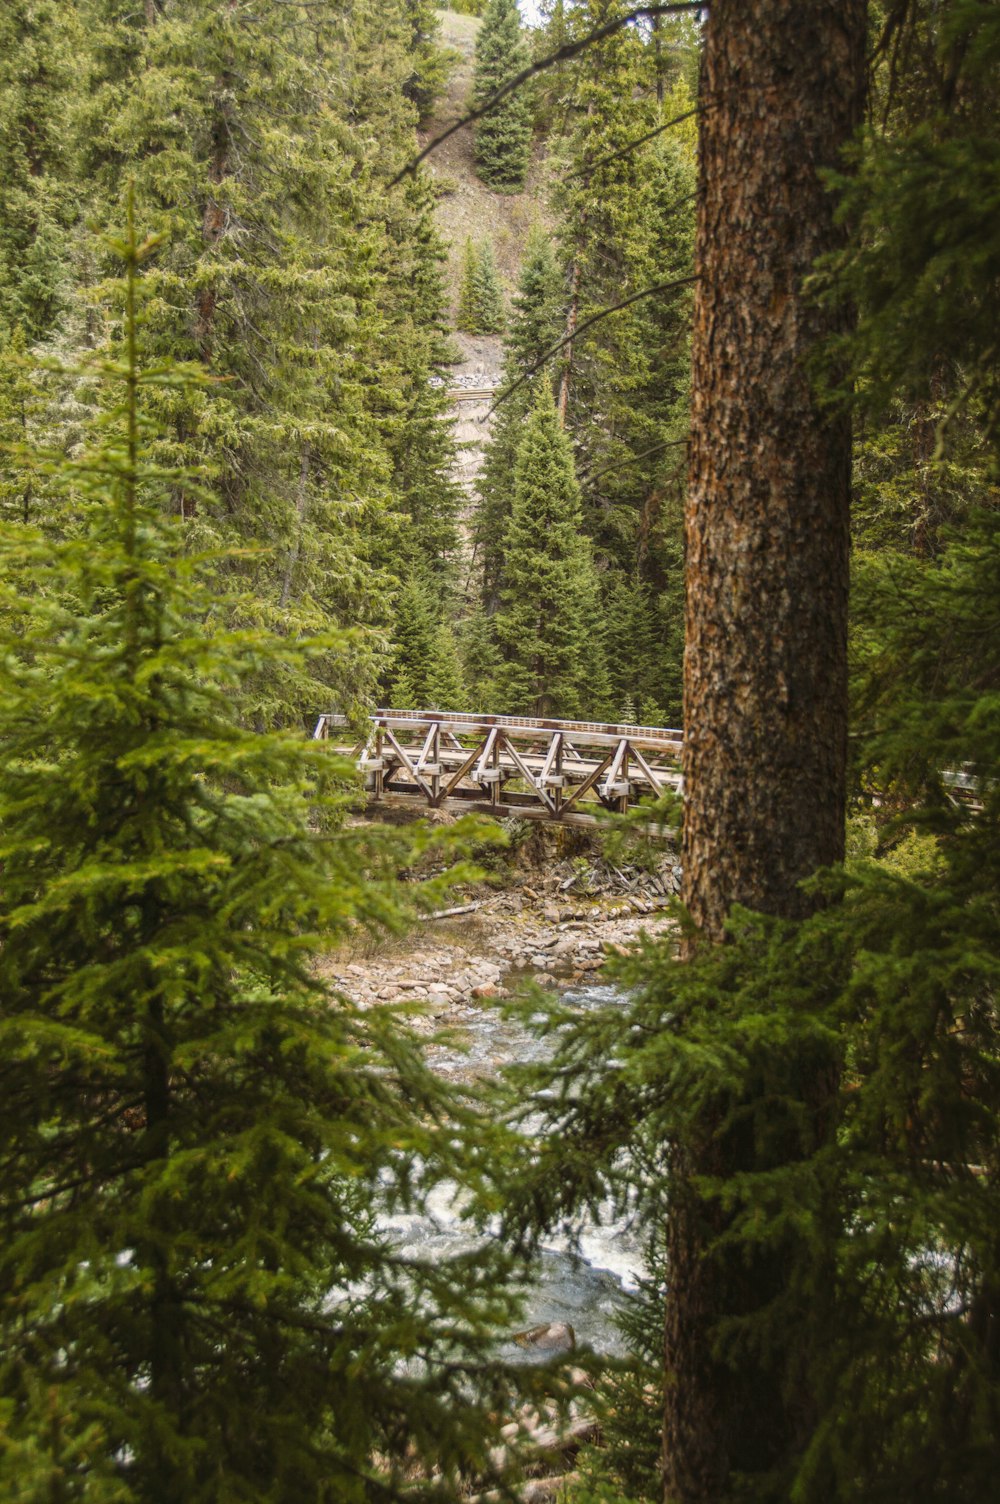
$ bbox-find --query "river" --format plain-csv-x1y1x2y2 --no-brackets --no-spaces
381,981,645,1357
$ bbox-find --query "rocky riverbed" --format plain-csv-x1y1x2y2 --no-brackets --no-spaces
317,861,678,1039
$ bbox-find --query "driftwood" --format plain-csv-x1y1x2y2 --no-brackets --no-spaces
420,902,482,922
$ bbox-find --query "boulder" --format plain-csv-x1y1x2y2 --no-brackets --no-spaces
513,1321,576,1354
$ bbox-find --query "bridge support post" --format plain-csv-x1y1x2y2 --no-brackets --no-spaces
374,724,384,799
489,732,501,811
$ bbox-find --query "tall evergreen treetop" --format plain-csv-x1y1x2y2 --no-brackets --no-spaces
471,0,533,191
494,375,609,717
475,226,565,609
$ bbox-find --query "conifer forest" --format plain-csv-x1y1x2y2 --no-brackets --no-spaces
1,1,998,1500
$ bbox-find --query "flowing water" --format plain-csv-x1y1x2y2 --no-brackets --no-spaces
382,982,644,1357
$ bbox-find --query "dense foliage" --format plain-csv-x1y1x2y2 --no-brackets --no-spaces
0,0,463,727
0,217,533,1500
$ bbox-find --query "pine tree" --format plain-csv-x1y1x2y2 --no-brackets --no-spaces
425,622,467,710
476,226,564,609
471,0,533,191
0,211,524,1502
494,377,608,717
472,238,507,333
457,236,482,333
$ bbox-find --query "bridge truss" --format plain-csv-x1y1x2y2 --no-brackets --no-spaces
313,709,683,827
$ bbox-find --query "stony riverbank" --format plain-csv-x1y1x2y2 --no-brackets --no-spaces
317,856,678,1029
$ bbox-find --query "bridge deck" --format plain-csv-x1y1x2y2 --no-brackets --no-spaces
314,709,682,827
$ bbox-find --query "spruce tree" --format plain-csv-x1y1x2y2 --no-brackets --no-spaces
472,238,507,334
494,376,608,718
0,214,524,1501
457,237,482,333
476,226,564,609
471,0,533,191
425,622,467,710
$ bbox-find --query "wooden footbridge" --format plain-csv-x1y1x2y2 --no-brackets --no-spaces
313,709,683,827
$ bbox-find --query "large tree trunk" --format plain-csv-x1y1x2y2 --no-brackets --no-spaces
666,3,866,1499
682,0,865,941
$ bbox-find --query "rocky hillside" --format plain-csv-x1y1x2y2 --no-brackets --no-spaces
423,9,555,367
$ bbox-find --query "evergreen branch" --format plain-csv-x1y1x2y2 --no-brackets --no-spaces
489,275,699,415
582,436,689,490
567,107,702,180
389,4,708,185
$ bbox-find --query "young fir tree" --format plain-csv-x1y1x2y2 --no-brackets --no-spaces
475,225,565,610
0,214,529,1502
471,0,533,191
493,376,608,717
472,238,507,334
457,237,482,333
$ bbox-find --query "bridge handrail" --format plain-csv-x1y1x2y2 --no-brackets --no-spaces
314,707,683,752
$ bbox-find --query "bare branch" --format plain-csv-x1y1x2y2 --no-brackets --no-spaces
489,274,698,415
582,436,688,490
390,4,707,187
568,106,701,180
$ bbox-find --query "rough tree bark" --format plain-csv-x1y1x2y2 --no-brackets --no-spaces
666,2,866,1500
682,0,865,940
